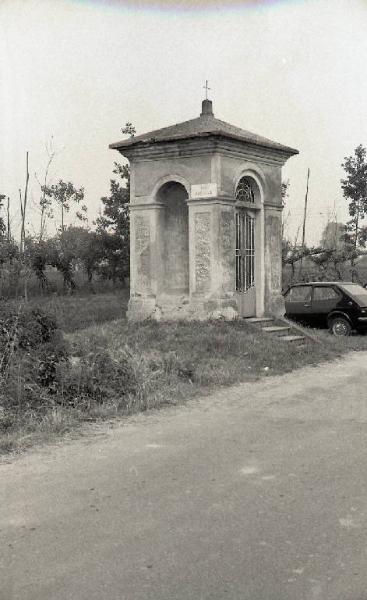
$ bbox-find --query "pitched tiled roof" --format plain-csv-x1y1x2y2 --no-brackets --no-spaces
110,103,298,155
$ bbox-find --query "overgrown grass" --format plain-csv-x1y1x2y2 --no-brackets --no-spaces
6,289,129,333
69,317,367,390
2,302,367,456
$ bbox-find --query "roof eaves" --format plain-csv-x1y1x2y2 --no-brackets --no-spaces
109,130,298,155
109,131,211,149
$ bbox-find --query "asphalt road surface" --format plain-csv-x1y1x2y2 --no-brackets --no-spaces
2,352,367,600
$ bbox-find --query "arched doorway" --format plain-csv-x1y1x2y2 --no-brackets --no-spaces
235,176,262,317
157,181,189,295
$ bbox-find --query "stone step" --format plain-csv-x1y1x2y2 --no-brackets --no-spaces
279,335,305,342
262,326,290,334
245,317,274,323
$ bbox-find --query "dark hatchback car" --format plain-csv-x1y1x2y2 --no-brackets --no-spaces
284,282,367,336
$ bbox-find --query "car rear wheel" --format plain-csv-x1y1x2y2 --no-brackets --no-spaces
329,317,352,336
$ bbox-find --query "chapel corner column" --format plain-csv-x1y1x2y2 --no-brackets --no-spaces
126,203,165,321
263,199,285,317
213,199,238,312
187,197,237,318
261,151,299,317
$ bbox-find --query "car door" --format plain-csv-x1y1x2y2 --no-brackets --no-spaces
310,285,341,327
284,285,313,324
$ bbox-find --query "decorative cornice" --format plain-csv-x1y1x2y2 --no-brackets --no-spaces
110,129,298,157
235,201,262,211
129,202,165,211
114,135,297,167
187,196,237,207
263,202,283,211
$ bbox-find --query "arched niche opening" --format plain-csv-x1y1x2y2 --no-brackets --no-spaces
235,175,261,204
156,181,189,295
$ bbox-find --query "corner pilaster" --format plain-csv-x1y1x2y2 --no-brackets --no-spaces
263,203,284,316
127,203,164,321
188,197,237,316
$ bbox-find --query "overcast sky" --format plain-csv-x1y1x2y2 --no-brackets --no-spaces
1,0,367,244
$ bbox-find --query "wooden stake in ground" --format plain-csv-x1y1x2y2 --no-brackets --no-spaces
302,168,310,249
19,151,30,255
299,168,310,278
19,152,30,301
7,197,11,243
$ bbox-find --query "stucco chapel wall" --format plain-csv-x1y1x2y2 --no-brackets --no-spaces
219,154,281,200
219,154,284,316
126,144,289,320
131,154,212,202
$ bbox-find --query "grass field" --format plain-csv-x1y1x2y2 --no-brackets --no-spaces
1,291,367,456
7,288,129,332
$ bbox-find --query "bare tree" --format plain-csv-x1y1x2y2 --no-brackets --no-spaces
35,137,56,241
19,152,30,255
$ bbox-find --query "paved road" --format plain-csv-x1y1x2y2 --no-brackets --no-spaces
2,352,367,600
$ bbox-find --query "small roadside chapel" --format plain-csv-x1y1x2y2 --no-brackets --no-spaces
110,92,298,322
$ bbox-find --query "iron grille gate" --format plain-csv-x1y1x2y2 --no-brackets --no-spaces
235,210,255,292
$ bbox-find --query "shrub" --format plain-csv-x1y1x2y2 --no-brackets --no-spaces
0,303,69,413
0,300,154,422
0,303,59,372
36,338,69,392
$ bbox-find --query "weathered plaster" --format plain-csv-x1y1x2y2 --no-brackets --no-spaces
220,209,235,295
134,214,151,294
160,183,189,294
264,207,285,316
133,155,212,200
194,212,211,293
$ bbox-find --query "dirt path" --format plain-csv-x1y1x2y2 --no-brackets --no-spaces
1,352,367,600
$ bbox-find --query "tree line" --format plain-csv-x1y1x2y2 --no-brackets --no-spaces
0,158,130,298
282,144,367,287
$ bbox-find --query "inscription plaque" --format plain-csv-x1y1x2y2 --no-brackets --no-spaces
191,183,217,199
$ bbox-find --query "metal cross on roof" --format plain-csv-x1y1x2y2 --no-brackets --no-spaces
203,80,211,100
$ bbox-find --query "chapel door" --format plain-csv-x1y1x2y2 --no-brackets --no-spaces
235,208,256,317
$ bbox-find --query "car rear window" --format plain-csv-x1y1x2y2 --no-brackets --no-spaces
339,284,367,305
287,286,312,302
313,287,339,301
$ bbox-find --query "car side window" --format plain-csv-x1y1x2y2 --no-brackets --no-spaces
313,287,339,301
288,286,312,302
